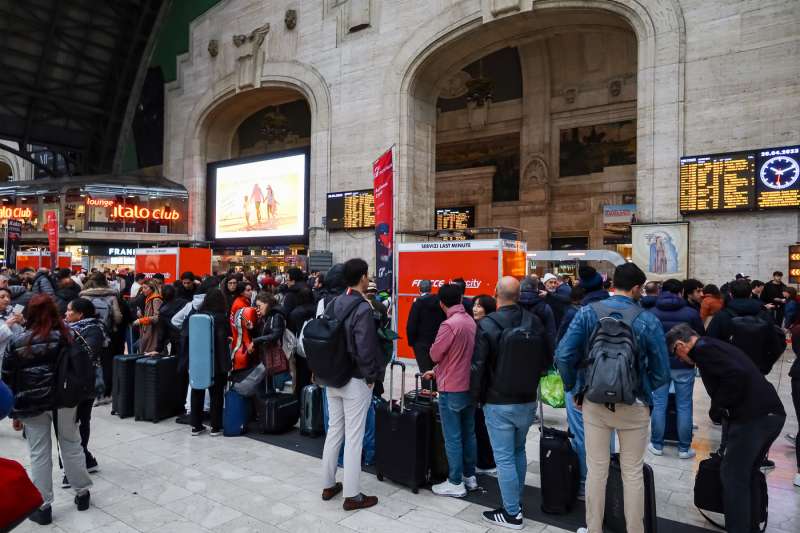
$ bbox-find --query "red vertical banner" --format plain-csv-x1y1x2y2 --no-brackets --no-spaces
372,149,394,292
45,209,59,268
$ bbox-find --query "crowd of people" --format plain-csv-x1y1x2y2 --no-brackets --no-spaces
0,260,798,532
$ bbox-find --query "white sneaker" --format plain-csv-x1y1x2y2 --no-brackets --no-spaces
794,473,800,488
577,528,588,533
432,480,466,498
647,443,663,456
463,475,478,491
678,449,696,460
476,466,497,476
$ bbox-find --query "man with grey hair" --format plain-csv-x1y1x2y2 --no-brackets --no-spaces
406,279,446,383
665,323,784,533
471,276,552,529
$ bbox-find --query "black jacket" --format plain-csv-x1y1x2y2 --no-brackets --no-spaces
288,303,315,336
253,307,286,348
761,280,787,307
334,292,385,384
55,281,82,315
158,298,188,355
545,290,571,327
706,297,773,342
471,304,553,405
1,329,65,418
690,337,784,422
406,293,445,347
281,285,303,317
69,318,108,365
518,289,556,356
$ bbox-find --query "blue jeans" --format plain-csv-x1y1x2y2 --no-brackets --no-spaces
483,402,536,516
650,368,695,452
438,392,477,484
565,390,617,485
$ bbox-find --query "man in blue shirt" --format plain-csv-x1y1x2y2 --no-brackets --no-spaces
557,263,670,533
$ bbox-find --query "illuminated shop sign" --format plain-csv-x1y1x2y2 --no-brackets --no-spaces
86,197,181,221
0,206,34,219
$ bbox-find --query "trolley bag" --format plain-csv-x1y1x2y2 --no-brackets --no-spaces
134,356,179,422
663,391,679,443
539,400,580,514
404,374,448,483
604,453,658,533
188,313,215,389
693,448,768,531
254,391,299,434
375,361,432,494
299,384,325,437
475,406,496,470
112,354,144,418
223,388,251,436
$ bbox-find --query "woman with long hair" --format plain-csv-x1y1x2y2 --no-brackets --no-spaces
189,287,231,435
253,291,287,390
1,294,92,525
133,280,162,353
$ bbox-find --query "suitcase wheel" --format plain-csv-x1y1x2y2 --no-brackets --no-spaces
412,487,419,494
376,473,384,482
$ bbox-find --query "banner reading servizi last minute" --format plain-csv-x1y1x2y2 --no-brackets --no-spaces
372,149,393,292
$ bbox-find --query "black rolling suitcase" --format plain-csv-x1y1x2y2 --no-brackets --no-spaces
254,392,299,433
112,354,144,418
404,374,448,483
604,453,658,533
134,356,179,422
475,406,496,470
375,361,431,493
663,391,679,443
299,384,325,437
539,401,580,514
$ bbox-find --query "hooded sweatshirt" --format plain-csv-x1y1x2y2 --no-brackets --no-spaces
650,292,705,369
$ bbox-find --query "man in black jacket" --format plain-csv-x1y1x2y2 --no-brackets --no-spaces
405,279,445,377
666,324,785,533
471,276,551,529
761,270,788,324
281,267,305,316
320,258,383,512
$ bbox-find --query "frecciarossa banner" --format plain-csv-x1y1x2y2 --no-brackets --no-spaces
373,149,393,292
397,241,500,296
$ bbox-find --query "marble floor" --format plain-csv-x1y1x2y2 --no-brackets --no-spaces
1,352,798,533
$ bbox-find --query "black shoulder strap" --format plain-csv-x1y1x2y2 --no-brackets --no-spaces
519,309,535,330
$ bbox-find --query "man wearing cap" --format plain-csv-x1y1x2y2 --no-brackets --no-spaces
406,280,446,386
543,273,571,326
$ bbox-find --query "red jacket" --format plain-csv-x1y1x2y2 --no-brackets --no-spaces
430,304,476,392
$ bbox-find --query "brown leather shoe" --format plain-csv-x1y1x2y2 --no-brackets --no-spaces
321,482,342,501
343,494,378,511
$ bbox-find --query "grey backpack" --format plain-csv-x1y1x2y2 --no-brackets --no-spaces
583,302,643,407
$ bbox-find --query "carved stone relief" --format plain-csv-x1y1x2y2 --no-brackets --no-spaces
285,9,297,30
207,40,218,58
233,23,270,90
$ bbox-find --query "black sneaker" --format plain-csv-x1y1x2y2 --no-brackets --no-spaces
28,506,52,525
175,413,191,425
85,453,99,473
62,475,71,488
761,458,775,471
191,425,207,436
482,507,523,530
209,428,222,437
75,491,90,511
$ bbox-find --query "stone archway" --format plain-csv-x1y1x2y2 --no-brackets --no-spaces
387,0,685,234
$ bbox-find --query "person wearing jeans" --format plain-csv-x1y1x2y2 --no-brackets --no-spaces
471,277,552,529
666,325,786,533
423,283,477,497
557,263,670,533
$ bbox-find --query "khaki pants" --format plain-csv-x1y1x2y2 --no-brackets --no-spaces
583,400,650,533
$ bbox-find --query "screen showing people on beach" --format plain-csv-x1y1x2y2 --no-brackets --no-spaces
213,153,307,240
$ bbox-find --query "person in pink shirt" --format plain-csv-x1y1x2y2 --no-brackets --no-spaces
422,283,478,498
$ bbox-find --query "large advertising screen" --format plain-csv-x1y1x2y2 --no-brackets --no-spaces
208,150,308,243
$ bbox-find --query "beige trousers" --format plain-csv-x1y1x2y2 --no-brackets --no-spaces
583,400,650,533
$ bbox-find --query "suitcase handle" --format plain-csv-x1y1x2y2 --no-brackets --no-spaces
414,373,434,406
388,360,406,412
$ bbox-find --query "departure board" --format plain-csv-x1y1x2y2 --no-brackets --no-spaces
679,152,755,214
326,189,375,230
755,146,800,209
435,206,475,230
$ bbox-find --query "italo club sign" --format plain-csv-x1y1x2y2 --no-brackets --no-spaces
86,197,180,221
0,206,34,219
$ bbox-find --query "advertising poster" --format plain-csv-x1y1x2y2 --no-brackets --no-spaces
632,223,689,281
373,149,394,292
4,219,21,269
135,249,179,281
45,209,59,267
214,153,306,239
603,204,637,244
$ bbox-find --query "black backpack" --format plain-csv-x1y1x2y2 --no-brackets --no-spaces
486,310,548,397
728,309,784,374
55,331,95,408
301,297,364,388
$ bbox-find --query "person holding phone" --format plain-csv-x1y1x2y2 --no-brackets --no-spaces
0,287,24,365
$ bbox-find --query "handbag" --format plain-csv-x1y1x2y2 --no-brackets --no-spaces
539,367,566,408
264,344,289,376
230,363,266,397
0,457,44,531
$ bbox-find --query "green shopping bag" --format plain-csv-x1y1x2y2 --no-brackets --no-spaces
539,367,566,408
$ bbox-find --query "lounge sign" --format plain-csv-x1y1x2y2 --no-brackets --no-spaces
86,197,180,221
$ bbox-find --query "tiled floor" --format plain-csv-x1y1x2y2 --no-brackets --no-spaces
1,352,798,533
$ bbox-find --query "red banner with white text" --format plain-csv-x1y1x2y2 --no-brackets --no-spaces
45,210,59,269
373,149,394,292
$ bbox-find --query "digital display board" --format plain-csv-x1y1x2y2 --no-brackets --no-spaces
680,144,800,214
326,189,375,231
435,206,475,230
679,152,755,213
207,149,309,243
